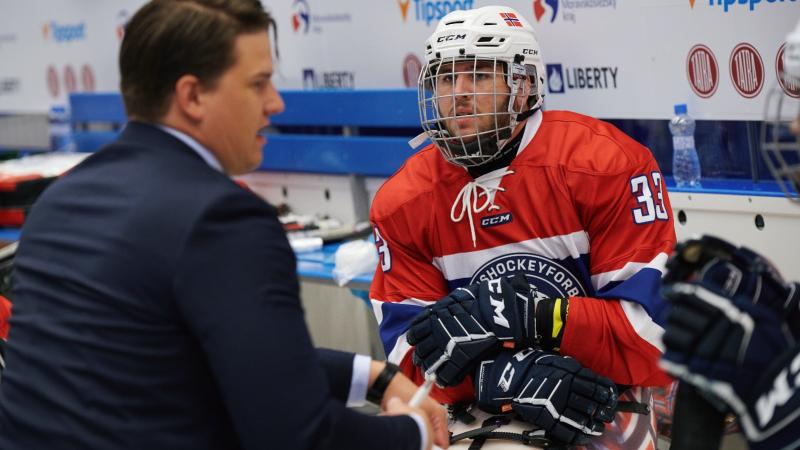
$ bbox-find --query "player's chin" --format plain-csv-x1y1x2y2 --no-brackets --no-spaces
445,126,479,143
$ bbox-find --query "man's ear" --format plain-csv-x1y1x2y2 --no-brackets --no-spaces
173,74,204,122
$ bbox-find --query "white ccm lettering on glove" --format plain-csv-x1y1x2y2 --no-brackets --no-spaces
755,352,800,428
488,278,511,329
498,349,535,393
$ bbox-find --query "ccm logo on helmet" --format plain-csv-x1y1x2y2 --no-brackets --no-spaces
523,48,538,55
481,212,513,228
437,33,466,43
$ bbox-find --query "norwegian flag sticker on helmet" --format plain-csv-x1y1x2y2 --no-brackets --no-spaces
500,12,522,27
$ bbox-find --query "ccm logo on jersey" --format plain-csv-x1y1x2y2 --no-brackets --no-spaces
481,212,513,228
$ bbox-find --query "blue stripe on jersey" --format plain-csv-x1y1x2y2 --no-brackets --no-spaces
594,267,665,320
379,302,425,356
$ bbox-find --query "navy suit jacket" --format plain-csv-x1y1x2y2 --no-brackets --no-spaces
0,123,420,450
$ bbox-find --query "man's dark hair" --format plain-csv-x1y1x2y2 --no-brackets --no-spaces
119,0,275,121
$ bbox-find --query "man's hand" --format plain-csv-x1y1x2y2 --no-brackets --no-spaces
382,396,439,450
475,349,618,446
380,365,449,449
406,273,536,386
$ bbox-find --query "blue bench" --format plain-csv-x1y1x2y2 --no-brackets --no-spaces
70,90,424,178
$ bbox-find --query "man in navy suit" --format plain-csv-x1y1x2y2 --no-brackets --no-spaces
0,1,447,449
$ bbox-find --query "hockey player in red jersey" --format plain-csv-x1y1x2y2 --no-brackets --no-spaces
369,5,675,448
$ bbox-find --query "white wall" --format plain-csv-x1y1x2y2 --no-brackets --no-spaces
1,1,798,120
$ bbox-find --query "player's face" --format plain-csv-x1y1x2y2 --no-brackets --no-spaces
434,60,510,142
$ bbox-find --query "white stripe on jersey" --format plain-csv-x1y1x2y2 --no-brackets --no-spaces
431,231,590,281
591,252,669,291
620,300,665,352
387,331,412,366
370,299,384,325
375,298,438,308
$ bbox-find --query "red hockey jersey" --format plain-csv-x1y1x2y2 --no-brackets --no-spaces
370,110,675,406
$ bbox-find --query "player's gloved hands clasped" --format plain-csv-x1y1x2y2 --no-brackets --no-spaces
475,349,618,446
406,273,536,387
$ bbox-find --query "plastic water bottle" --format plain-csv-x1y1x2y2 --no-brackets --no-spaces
48,105,75,152
669,104,701,188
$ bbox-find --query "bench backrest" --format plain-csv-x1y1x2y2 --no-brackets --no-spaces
69,89,425,177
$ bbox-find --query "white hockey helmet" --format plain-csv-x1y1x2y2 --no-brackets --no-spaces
761,19,800,202
417,5,545,168
784,21,800,83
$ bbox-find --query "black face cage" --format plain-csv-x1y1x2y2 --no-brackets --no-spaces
761,84,800,202
417,56,538,168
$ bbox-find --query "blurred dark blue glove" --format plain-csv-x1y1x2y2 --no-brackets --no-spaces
660,281,796,443
475,349,618,446
406,273,540,386
665,235,800,337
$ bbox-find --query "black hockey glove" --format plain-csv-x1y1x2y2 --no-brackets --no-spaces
407,272,570,386
660,281,795,445
664,235,800,338
475,349,618,446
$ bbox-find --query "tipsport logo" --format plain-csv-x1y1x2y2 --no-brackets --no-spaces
398,0,475,26
42,21,86,43
691,0,798,12
533,0,559,23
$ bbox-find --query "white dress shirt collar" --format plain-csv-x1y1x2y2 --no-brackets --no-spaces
157,124,224,173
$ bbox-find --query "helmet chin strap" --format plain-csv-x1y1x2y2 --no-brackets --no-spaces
462,127,511,161
467,124,528,177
